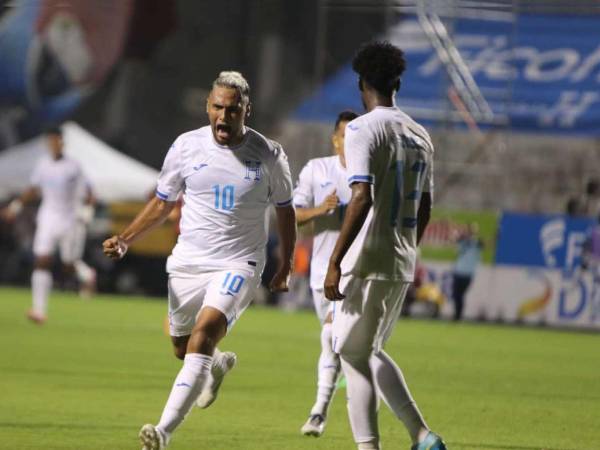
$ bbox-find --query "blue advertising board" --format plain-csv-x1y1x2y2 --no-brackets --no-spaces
295,14,600,135
495,212,595,269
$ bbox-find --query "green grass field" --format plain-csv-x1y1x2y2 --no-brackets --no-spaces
1,287,599,450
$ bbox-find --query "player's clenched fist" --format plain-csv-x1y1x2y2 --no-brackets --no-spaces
103,235,128,259
320,190,339,215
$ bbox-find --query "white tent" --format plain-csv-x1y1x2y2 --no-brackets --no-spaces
0,122,159,202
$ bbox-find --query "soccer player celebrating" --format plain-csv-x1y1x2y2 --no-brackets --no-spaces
2,127,95,323
323,42,447,450
103,71,296,450
294,110,358,437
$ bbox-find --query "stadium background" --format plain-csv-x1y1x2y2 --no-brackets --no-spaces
1,0,598,329
1,1,600,449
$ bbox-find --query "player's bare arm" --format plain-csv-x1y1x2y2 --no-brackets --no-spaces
324,182,372,300
416,191,432,244
296,190,339,226
103,196,176,259
269,205,297,292
1,186,40,221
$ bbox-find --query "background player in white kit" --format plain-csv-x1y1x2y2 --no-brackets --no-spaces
294,110,358,436
324,42,447,450
103,71,296,450
2,127,96,323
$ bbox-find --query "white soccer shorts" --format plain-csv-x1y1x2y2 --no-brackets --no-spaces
33,220,84,263
331,276,410,357
312,288,333,324
167,267,260,337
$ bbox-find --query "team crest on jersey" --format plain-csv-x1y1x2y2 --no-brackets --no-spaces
244,160,262,181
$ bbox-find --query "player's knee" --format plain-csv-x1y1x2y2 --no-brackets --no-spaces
188,327,219,354
339,345,372,366
173,345,187,360
34,256,52,270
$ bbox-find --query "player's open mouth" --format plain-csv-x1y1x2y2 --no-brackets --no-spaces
216,124,232,140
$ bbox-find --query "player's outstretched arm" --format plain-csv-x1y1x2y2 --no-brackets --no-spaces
296,191,339,226
416,192,432,245
324,182,372,300
1,187,40,222
269,205,297,292
103,196,176,259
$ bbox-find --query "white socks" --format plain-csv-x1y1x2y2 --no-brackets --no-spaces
358,442,380,450
340,355,380,444
341,350,428,447
370,351,427,444
74,260,95,284
311,323,341,417
31,269,52,316
156,353,213,436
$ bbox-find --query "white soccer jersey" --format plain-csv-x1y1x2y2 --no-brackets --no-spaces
341,106,434,282
293,156,351,289
30,155,88,225
156,126,294,274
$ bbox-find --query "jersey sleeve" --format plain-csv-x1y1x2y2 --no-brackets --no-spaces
269,146,294,207
293,160,314,208
156,139,184,202
344,119,375,185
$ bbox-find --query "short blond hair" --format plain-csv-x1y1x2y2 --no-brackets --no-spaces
212,71,250,104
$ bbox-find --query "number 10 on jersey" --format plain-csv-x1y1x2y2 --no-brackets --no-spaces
212,184,235,210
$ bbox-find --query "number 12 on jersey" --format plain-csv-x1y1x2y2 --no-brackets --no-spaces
212,184,235,210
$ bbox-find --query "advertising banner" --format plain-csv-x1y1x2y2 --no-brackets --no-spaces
421,212,599,330
295,14,600,135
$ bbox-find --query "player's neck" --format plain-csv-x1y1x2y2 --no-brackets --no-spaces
364,94,395,112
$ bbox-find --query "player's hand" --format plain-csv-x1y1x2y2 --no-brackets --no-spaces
319,190,339,215
324,262,345,301
0,207,15,223
269,266,291,293
102,235,128,259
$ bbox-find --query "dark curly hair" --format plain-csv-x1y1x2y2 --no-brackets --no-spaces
352,41,406,97
334,110,359,131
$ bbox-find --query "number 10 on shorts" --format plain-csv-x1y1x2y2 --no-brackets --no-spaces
220,272,245,296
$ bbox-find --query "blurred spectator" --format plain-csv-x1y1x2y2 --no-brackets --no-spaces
566,178,600,217
451,223,483,321
583,179,600,217
583,213,600,272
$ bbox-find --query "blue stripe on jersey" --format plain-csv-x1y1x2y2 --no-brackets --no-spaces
348,175,374,184
403,217,418,228
276,198,293,207
293,203,308,208
156,190,169,200
411,161,427,173
407,189,420,200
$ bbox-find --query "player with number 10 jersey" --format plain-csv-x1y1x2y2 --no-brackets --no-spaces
158,125,293,275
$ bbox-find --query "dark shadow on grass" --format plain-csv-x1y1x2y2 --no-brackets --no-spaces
0,422,131,431
451,441,575,450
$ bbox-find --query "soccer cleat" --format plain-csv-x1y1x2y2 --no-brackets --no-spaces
301,414,326,437
196,351,237,408
26,309,47,325
139,424,168,450
411,431,447,450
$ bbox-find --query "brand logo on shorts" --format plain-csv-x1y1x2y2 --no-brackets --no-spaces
193,163,208,171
